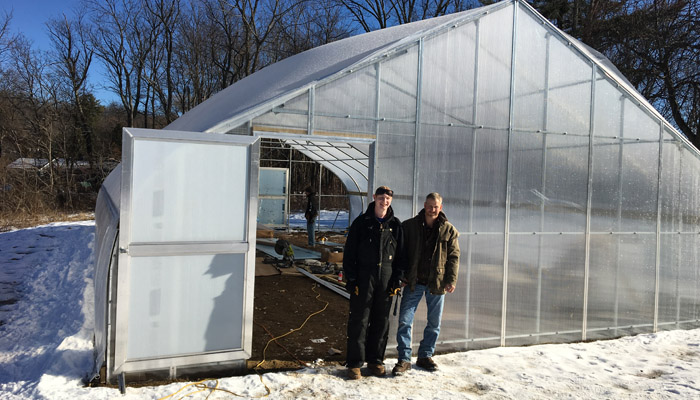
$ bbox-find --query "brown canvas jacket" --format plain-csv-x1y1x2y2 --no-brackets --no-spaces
402,210,460,295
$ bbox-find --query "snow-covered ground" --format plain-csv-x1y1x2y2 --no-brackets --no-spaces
1,221,700,399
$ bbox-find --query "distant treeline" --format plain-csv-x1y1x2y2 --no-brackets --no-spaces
0,0,697,216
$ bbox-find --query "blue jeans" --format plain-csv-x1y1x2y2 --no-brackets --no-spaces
307,220,316,246
396,284,445,361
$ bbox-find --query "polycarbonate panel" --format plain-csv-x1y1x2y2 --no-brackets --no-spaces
656,234,700,330
542,134,589,231
376,122,416,218
475,5,512,128
258,198,285,226
513,10,547,131
679,147,700,232
130,140,248,243
659,133,681,233
416,125,474,225
421,22,478,126
379,45,418,121
465,234,504,348
622,97,661,141
590,139,659,233
546,37,592,136
592,74,623,139
314,115,376,136
259,168,286,196
127,253,245,359
315,65,377,119
587,234,656,340
253,91,309,130
437,234,470,346
472,129,508,232
506,234,585,345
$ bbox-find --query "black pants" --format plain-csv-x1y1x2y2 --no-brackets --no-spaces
346,265,393,368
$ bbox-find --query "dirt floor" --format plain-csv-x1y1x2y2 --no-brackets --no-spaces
248,231,349,373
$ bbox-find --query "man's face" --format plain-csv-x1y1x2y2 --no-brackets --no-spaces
373,193,392,216
424,198,442,219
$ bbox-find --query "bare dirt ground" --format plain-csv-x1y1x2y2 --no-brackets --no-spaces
249,231,349,373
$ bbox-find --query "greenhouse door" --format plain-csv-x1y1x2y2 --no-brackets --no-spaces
113,127,259,376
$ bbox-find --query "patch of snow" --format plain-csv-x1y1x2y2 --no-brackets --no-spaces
1,222,700,399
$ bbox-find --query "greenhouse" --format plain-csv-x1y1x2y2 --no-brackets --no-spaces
94,0,700,383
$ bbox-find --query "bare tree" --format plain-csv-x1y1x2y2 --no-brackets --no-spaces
86,0,151,127
46,14,94,161
144,0,181,124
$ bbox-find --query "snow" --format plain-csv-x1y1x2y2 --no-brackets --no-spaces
2,221,700,399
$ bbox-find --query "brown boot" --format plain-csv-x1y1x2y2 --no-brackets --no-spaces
346,367,361,380
392,360,411,376
367,363,386,377
416,357,438,372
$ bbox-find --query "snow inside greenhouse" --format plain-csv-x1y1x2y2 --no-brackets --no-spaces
93,0,700,384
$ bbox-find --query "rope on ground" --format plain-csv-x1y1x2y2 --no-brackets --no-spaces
156,283,330,399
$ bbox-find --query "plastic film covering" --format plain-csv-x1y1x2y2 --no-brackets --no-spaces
376,122,415,217
416,125,474,223
475,6,512,128
314,65,377,135
587,234,657,340
379,45,418,121
92,167,120,379
129,141,249,243
253,91,309,131
420,21,477,126
127,254,245,358
463,234,504,349
509,132,589,233
506,234,585,345
472,129,508,233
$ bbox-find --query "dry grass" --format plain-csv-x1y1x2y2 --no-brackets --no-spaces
0,211,95,232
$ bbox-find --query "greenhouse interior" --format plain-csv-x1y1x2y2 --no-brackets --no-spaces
94,0,700,384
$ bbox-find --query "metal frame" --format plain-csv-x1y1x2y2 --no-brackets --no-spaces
113,128,259,376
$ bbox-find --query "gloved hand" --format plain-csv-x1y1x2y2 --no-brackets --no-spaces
387,279,402,296
346,280,358,296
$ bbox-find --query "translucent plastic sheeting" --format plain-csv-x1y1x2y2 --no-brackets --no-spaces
258,198,285,226
127,254,245,359
253,92,309,130
513,9,548,130
92,188,119,377
586,234,656,340
463,234,504,347
416,125,474,222
545,34,592,136
315,64,377,135
259,168,286,196
475,6,512,128
471,129,508,233
590,138,659,233
379,45,418,121
506,234,585,346
658,234,700,331
130,140,249,243
420,21,478,126
376,122,416,218
509,131,589,233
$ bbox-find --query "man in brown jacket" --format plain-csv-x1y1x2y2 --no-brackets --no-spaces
392,192,460,376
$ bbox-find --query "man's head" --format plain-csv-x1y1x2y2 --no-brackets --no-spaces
304,186,313,196
424,192,443,222
373,186,393,218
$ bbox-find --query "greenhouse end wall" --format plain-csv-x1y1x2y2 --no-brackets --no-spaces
235,0,700,349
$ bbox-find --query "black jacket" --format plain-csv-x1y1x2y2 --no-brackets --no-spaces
343,202,404,284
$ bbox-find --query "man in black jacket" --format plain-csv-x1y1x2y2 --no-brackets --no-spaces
343,186,404,380
304,186,318,246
